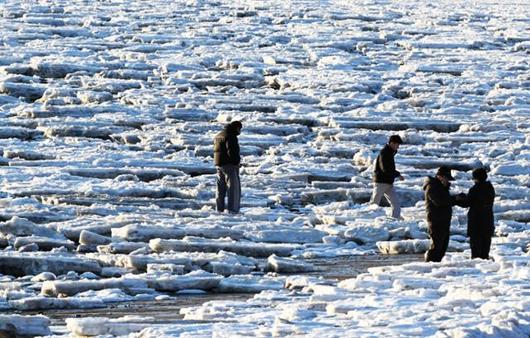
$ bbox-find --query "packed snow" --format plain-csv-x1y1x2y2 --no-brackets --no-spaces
0,0,529,336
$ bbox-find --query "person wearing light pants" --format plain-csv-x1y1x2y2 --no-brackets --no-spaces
370,135,404,219
213,121,242,214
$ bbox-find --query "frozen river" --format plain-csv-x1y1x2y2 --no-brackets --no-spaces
0,0,529,336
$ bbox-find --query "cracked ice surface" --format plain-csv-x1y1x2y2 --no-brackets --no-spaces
0,0,529,336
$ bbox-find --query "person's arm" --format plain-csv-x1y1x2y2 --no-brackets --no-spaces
487,185,495,209
454,193,469,207
226,136,240,165
454,187,470,207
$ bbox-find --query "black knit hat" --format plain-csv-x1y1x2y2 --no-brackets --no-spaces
472,168,488,182
436,166,455,181
388,135,403,144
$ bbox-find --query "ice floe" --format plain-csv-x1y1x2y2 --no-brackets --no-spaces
0,0,528,336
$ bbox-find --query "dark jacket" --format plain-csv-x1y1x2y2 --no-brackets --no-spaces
374,144,400,184
459,181,495,237
214,124,240,166
423,176,456,230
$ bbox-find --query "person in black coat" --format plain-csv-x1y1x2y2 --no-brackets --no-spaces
456,168,495,259
213,121,242,213
370,135,404,219
423,166,458,262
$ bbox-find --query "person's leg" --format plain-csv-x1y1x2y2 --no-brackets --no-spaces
470,236,481,259
233,166,241,212
226,165,241,213
426,227,449,262
439,230,450,260
471,235,491,259
482,236,492,259
384,185,401,219
425,235,439,262
215,167,227,212
370,183,387,205
426,228,442,262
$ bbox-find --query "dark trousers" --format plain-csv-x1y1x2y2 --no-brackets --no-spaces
425,227,450,262
470,235,491,259
216,164,240,213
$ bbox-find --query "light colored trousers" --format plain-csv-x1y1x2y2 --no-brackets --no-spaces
216,164,240,213
370,183,401,218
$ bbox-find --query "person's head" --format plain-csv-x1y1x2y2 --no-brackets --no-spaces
472,168,488,183
226,120,242,135
388,134,403,152
436,166,454,187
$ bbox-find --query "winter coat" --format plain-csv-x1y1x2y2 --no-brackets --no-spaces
459,181,495,237
214,124,240,166
373,144,400,184
423,176,456,230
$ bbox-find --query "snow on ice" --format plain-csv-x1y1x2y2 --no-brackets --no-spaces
0,0,528,336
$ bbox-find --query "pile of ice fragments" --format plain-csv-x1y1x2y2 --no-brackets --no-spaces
0,0,529,336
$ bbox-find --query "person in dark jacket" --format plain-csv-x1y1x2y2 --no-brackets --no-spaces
423,166,458,262
456,168,495,259
213,121,242,213
370,135,404,219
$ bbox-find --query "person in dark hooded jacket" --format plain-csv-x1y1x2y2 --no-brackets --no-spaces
423,166,458,262
370,135,404,219
456,168,495,259
213,121,242,213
